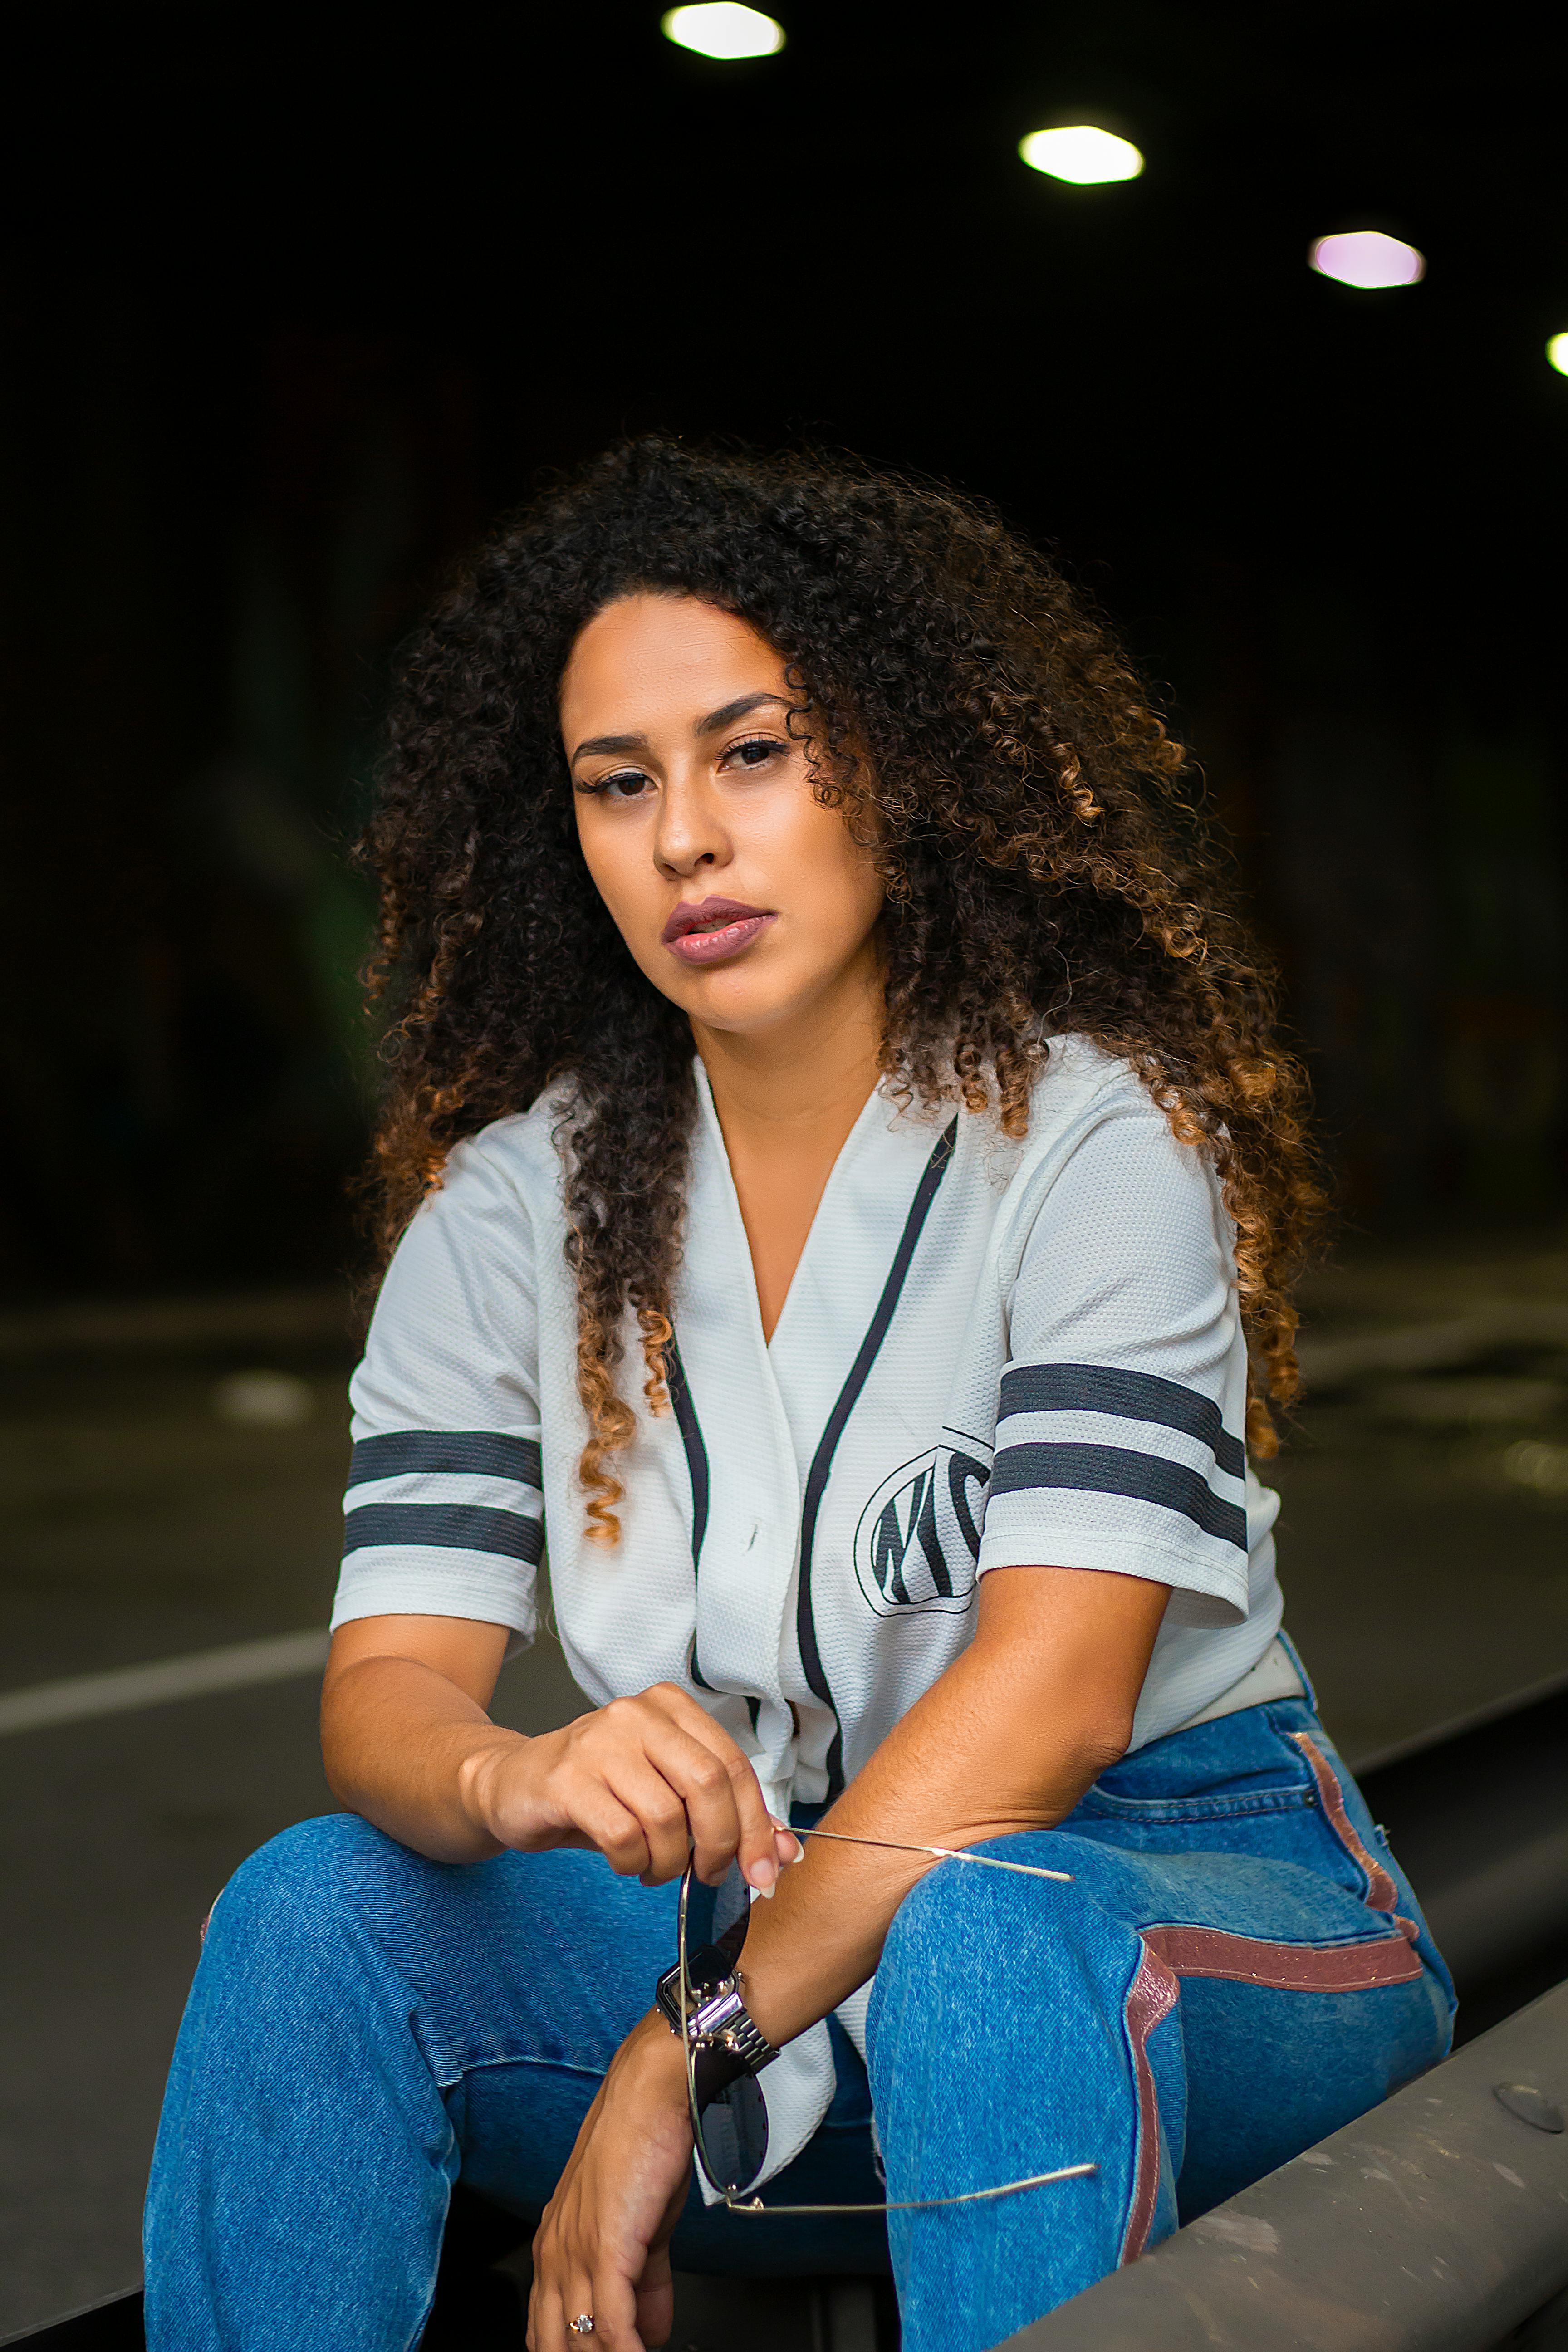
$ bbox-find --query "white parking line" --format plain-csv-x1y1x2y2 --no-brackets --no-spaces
0,1629,331,1736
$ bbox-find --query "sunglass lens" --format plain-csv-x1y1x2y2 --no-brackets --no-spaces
711,1856,752,1946
694,2071,769,2198
682,1856,768,2197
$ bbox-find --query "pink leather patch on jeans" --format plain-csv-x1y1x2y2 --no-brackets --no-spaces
1119,1942,1179,2263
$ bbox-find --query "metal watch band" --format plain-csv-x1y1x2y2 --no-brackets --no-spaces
655,1956,780,2104
689,1980,779,2108
707,1997,778,2077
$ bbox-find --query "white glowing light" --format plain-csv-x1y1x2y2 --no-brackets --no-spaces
662,4,784,58
1548,333,1568,378
1019,126,1144,185
1309,231,1425,289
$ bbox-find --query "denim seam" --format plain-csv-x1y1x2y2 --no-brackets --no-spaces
440,2050,610,2086
1076,1786,1314,1823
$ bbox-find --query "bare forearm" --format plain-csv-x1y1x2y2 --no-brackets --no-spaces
321,1654,524,1864
320,1621,797,1890
738,1566,1168,2048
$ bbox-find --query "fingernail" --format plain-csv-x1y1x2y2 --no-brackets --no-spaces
770,1818,805,1864
747,1858,777,1893
755,1878,774,1898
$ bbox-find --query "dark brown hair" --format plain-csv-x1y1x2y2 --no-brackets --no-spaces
362,438,1324,1539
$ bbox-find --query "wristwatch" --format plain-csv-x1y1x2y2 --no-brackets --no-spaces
656,1940,780,2108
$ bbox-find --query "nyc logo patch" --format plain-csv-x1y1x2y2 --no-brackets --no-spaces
853,1439,990,1617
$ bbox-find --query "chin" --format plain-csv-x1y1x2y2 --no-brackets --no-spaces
678,967,808,1034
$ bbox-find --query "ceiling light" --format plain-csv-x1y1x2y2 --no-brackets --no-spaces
1019,125,1144,185
1309,231,1425,289
1548,333,1568,377
662,4,784,57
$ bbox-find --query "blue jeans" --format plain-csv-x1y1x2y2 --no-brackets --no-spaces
144,1698,1452,2352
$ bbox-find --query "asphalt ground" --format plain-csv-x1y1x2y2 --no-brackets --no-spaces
3,1238,1567,2337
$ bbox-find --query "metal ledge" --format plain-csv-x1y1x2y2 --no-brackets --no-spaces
1000,1978,1568,2352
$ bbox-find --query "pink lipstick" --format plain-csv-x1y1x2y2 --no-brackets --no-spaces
661,897,776,968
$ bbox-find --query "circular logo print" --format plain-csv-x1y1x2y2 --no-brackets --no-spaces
853,1442,990,1617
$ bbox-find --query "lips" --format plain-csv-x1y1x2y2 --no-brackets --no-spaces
661,897,776,969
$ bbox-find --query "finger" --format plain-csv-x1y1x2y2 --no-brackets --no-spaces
642,1695,778,1892
590,2254,646,2352
634,2230,677,2349
772,1818,805,1867
713,1743,782,1893
601,1756,699,1886
552,1784,654,1879
563,2279,605,2350
640,1726,746,1884
526,2275,559,2352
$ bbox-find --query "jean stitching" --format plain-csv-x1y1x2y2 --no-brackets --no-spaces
440,2050,612,2084
1077,1786,1314,1822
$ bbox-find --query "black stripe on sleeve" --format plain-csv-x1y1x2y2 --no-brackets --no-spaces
998,1363,1245,1480
347,1431,543,1490
990,1441,1248,1550
341,1501,544,1566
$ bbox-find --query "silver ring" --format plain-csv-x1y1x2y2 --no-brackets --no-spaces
568,2319,595,2337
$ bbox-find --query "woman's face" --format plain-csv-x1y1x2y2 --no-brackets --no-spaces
560,593,885,1039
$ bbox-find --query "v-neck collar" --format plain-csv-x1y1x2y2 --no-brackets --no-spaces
691,1058,890,1357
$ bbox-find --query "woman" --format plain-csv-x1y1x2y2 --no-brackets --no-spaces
145,441,1452,2352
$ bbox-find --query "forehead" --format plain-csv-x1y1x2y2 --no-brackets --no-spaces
559,594,783,732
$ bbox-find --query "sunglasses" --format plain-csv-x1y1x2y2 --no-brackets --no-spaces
674,1828,1098,2215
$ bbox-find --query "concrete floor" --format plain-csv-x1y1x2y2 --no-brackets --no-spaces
2,1236,1566,2337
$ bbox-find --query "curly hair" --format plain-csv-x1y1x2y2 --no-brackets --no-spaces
362,437,1325,1541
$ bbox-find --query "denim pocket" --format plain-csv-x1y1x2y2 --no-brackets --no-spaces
1072,1701,1321,1825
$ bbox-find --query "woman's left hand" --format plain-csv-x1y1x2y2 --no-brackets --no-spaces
529,2014,695,2352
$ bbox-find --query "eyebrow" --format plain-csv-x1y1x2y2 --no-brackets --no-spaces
569,691,794,766
695,690,793,736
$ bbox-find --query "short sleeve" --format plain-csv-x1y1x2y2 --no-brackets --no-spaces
331,1129,544,1642
978,1086,1252,1625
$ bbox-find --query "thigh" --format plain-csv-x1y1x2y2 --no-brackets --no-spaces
364,1825,682,2206
212,1813,683,2209
237,1814,678,2075
1057,1698,1455,2215
866,1700,1452,2281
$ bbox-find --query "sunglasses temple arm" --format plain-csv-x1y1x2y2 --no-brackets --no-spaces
723,2160,1100,2215
793,1826,1073,1883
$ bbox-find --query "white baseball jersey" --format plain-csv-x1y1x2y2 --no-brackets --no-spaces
333,1035,1287,2183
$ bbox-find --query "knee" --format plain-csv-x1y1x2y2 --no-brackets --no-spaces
202,1813,408,1968
879,1836,1108,1996
882,1846,1027,1984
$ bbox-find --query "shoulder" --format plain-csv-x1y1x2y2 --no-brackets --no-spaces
1008,1035,1198,1175
419,1085,573,1223
985,1036,1228,1262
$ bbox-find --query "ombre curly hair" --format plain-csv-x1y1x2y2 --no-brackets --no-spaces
362,437,1325,1541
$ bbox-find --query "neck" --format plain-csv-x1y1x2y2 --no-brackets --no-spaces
690,949,884,1144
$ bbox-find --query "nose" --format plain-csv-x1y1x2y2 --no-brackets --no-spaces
653,768,730,880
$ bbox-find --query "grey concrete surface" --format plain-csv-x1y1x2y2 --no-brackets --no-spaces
1,1237,1565,2336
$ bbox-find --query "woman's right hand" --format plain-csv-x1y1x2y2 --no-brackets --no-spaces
465,1682,797,1892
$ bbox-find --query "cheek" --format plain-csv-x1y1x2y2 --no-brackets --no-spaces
789,800,883,931
574,809,643,920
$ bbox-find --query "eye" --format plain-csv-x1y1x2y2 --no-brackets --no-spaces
580,767,652,800
724,735,787,772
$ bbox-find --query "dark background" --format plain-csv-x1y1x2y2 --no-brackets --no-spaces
5,8,1568,2330
4,0,1565,1300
